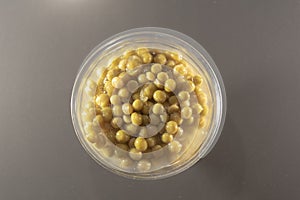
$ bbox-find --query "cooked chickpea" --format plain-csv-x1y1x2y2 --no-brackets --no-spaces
96,94,110,107
110,95,121,105
126,55,142,70
142,101,153,115
111,117,123,128
193,75,203,85
101,146,114,157
192,103,203,114
178,91,190,102
118,59,127,70
141,52,153,64
126,80,138,93
128,138,136,148
168,104,179,114
197,91,208,105
142,115,150,125
86,79,97,90
166,121,178,135
129,148,143,161
174,64,187,76
134,137,148,152
95,134,106,149
161,133,173,143
153,90,167,103
154,53,167,64
115,130,130,143
170,112,183,125
168,141,182,153
160,113,169,123
138,74,148,84
152,103,165,115
81,111,94,122
146,71,155,81
132,92,140,100
136,48,149,56
201,104,209,116
181,107,193,119
137,159,151,171
181,100,190,107
101,107,113,122
111,77,124,89
157,72,169,83
123,115,131,124
125,124,138,135
146,137,157,148
122,103,133,115
151,63,162,74
166,59,176,67
119,158,133,169
139,127,148,138
169,95,178,105
187,80,195,92
132,99,143,111
104,81,113,96
164,79,176,92
118,88,129,98
86,133,97,143
112,105,123,117
131,112,143,126
150,113,160,125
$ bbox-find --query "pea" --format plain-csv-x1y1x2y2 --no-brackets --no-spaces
174,64,187,76
131,112,143,126
154,53,167,64
96,93,110,107
126,80,139,93
95,134,106,149
122,103,133,115
157,72,169,83
128,138,136,148
181,107,192,119
141,53,153,64
166,59,176,67
101,107,113,122
201,104,209,116
164,79,176,92
146,137,157,148
110,95,121,105
134,137,148,152
118,88,129,98
168,95,178,105
129,148,143,161
115,130,130,143
146,71,155,81
111,117,123,129
166,121,178,135
193,75,203,85
178,91,190,102
132,99,143,111
112,105,123,117
111,77,124,89
153,90,167,103
161,133,173,143
168,141,182,153
137,159,151,171
170,112,183,125
138,74,148,84
168,104,180,114
152,103,164,115
192,103,203,114
118,59,127,70
151,63,162,74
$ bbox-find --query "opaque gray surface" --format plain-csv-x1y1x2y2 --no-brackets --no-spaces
1,0,300,199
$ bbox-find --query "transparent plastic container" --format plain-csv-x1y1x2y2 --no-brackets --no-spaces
71,27,226,180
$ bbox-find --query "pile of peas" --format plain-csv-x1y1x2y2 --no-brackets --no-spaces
81,48,209,171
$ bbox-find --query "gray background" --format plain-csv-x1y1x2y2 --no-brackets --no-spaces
0,0,299,199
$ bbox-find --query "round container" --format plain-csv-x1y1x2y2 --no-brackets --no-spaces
71,27,226,180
